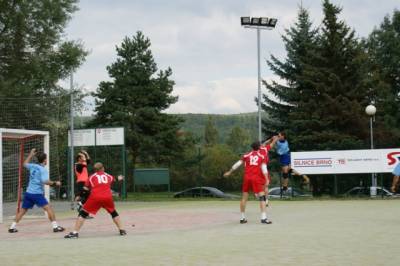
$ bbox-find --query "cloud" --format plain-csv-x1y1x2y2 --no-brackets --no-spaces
64,0,400,114
167,75,278,114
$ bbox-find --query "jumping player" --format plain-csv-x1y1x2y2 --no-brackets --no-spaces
224,141,271,224
8,149,65,233
74,150,91,212
64,162,126,238
276,131,309,191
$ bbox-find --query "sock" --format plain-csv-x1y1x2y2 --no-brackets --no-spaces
241,212,246,220
265,199,269,205
10,222,17,229
51,221,59,229
73,231,78,234
261,212,267,220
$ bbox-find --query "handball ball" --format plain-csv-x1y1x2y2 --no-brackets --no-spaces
365,105,376,116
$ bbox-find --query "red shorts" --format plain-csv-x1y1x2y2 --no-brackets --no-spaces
83,196,115,215
242,178,265,193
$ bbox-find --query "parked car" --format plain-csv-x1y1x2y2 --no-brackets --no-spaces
344,186,399,197
268,186,312,199
173,187,239,199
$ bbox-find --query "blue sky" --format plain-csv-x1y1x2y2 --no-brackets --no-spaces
64,0,400,115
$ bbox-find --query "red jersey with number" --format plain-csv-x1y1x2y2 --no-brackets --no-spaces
242,150,265,180
85,171,114,198
259,144,272,164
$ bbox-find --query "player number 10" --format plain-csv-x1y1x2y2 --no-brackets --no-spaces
96,174,108,184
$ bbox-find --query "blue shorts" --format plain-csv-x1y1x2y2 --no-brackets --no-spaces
22,193,49,209
393,163,400,176
280,153,291,166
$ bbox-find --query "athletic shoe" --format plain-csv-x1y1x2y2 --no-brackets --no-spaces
64,232,79,239
240,219,248,224
119,229,127,236
53,226,65,233
8,228,18,233
261,219,272,224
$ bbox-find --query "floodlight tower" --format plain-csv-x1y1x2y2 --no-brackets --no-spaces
241,17,278,142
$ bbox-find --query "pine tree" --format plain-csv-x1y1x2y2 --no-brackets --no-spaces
298,0,370,150
263,5,318,149
92,31,183,165
365,10,400,146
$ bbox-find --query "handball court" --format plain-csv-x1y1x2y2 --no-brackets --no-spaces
0,200,399,266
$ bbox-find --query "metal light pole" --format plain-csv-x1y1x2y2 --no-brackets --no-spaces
365,104,377,196
256,28,262,142
69,73,75,207
241,17,277,142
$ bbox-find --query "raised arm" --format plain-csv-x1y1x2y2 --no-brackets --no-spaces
224,160,243,177
23,148,36,167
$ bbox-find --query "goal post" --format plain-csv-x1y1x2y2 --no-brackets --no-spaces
0,128,49,223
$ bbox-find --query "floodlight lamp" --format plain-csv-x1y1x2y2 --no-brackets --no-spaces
241,17,251,26
268,18,278,27
260,17,269,26
251,17,260,26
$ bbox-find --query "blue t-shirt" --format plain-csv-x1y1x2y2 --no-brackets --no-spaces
276,140,290,155
25,163,49,194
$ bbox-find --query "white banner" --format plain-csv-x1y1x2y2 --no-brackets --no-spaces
68,129,95,147
291,149,400,175
68,127,125,146
96,127,124,146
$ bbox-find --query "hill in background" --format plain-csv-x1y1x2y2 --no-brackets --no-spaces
75,112,263,144
177,112,262,143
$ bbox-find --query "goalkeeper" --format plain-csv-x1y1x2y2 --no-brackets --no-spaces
74,150,92,213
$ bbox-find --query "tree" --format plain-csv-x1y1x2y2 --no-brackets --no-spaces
0,0,87,129
204,116,219,146
298,0,370,150
265,1,371,151
364,10,400,147
202,144,242,190
92,31,183,168
263,5,318,149
226,126,251,154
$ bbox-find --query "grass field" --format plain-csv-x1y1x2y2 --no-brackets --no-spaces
1,199,399,266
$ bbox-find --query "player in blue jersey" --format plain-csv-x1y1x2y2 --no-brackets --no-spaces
390,162,400,193
276,131,309,191
8,149,65,233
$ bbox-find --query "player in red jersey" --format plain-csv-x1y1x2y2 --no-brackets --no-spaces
224,141,271,224
64,162,126,238
259,136,278,206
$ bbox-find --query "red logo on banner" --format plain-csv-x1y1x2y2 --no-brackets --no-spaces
387,152,400,165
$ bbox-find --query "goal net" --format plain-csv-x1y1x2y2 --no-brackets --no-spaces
0,129,49,223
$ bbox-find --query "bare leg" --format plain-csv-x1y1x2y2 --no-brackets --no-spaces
73,216,86,232
43,204,56,221
14,208,28,223
391,175,399,193
282,165,290,189
240,192,249,217
112,216,124,230
258,192,266,214
291,168,310,186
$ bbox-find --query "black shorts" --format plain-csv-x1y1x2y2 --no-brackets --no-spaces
75,181,85,197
